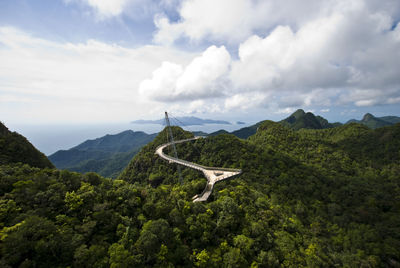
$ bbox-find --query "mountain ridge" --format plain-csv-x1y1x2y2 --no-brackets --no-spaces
49,130,156,178
1,119,400,267
207,109,341,139
346,113,400,129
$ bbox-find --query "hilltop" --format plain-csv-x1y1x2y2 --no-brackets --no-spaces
280,109,342,130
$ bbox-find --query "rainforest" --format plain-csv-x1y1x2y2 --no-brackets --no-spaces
1,117,399,267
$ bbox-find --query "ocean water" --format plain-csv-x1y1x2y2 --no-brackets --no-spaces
7,122,251,156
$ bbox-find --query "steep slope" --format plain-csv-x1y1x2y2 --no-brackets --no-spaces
49,130,156,178
119,126,194,185
230,121,265,139
346,113,400,129
360,113,392,129
0,122,53,168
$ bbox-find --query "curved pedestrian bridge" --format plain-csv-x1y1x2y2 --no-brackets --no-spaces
155,137,242,202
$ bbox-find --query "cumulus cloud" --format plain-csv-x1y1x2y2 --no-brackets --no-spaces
146,0,400,111
154,0,264,44
224,93,270,111
139,45,231,101
154,0,400,45
230,5,399,92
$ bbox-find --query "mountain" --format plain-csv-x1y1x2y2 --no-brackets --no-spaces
280,109,341,130
1,121,400,267
379,116,400,124
117,123,400,266
207,129,230,136
0,121,53,168
208,109,340,140
49,130,156,178
346,113,400,129
230,121,265,139
132,116,231,126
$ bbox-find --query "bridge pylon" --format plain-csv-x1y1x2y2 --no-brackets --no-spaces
165,111,183,184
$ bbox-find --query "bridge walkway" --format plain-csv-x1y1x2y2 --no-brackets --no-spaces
155,137,242,202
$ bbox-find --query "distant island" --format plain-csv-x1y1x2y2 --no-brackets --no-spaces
131,116,231,126
236,121,246,125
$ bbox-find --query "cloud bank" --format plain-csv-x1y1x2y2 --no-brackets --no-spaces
142,0,400,112
0,27,195,123
2,0,400,124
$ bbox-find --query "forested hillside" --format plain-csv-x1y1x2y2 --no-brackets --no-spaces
1,123,399,267
211,109,342,139
0,122,53,169
279,109,342,130
49,130,156,178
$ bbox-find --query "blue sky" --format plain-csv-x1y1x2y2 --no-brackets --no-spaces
1,0,400,126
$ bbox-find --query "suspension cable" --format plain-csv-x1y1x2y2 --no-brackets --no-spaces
168,113,203,157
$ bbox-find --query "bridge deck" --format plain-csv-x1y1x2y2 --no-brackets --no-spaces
155,137,242,202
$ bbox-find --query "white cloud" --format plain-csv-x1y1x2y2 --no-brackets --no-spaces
224,93,269,111
273,108,296,115
340,88,400,107
230,2,400,108
139,45,231,101
154,0,400,45
154,0,262,44
0,27,195,123
3,0,400,125
146,0,400,111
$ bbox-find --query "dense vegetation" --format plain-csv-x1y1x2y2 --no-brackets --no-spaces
210,109,342,139
0,122,53,169
49,130,156,178
47,110,395,180
280,109,342,130
1,122,399,267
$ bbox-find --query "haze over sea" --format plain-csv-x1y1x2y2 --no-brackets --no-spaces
7,122,251,155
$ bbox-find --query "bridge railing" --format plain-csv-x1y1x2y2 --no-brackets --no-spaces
156,137,242,173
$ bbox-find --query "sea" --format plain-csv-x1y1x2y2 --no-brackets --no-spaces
7,122,252,156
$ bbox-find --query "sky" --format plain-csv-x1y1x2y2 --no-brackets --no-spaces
1,0,400,126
